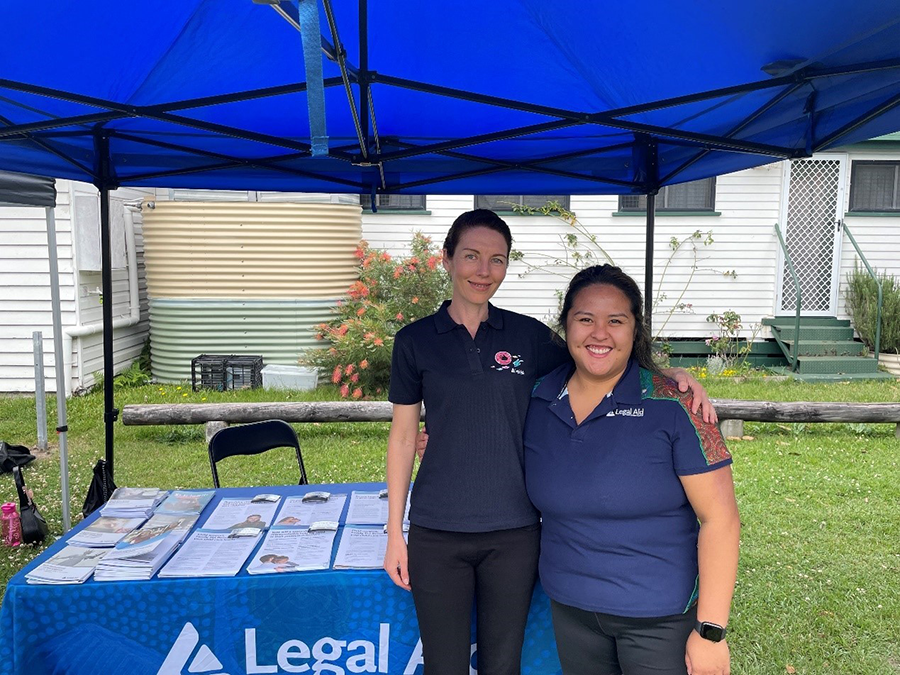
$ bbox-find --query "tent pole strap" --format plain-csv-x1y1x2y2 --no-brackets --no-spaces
45,206,72,532
645,193,656,336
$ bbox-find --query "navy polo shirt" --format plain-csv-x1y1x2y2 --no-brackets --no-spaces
389,300,570,532
524,359,732,617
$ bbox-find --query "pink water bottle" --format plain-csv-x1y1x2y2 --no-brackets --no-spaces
1,502,22,547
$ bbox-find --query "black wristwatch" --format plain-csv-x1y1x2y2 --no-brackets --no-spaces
695,621,727,642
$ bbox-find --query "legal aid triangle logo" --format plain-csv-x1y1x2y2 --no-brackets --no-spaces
158,622,229,675
490,350,525,375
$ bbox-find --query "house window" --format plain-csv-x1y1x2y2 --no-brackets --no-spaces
474,195,570,211
360,194,426,211
618,177,716,212
849,161,900,212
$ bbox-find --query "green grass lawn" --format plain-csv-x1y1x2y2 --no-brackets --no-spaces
0,376,898,674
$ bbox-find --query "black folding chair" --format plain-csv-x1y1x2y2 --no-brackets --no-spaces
207,419,308,488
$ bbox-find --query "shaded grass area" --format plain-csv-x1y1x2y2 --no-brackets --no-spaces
1,376,899,674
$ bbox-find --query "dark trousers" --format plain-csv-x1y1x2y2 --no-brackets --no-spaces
550,600,697,675
407,523,541,675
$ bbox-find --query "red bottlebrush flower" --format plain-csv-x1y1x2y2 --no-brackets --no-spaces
340,384,350,398
381,252,391,262
364,332,376,341
328,348,338,355
345,363,355,375
331,366,342,384
337,324,349,336
426,256,439,270
359,359,369,369
410,257,420,265
350,372,360,383
396,312,404,321
357,306,366,317
351,387,363,399
393,266,403,279
411,297,419,304
354,247,366,259
373,338,384,347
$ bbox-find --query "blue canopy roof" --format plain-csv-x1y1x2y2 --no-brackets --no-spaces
1,0,899,195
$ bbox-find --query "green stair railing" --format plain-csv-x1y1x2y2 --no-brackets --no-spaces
843,222,882,366
774,222,801,372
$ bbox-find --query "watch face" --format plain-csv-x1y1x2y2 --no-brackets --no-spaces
698,622,727,642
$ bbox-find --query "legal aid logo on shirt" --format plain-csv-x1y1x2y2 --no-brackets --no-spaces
490,350,526,376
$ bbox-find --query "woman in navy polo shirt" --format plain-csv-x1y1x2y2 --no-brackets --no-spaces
525,265,740,675
383,211,716,675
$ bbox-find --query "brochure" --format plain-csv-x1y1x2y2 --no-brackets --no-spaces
25,546,108,584
155,490,215,516
67,517,146,548
100,487,167,519
333,526,406,570
158,529,262,578
273,493,347,527
345,490,410,525
246,527,337,574
94,531,183,581
200,497,281,531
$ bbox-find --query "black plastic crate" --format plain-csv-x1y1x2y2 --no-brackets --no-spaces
191,354,263,392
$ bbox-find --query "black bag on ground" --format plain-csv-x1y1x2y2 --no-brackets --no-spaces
0,441,35,474
82,458,117,518
12,465,49,545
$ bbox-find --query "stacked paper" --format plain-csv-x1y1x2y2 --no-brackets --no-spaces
155,490,215,516
246,523,338,575
94,514,199,581
67,517,146,548
346,490,410,525
273,493,347,527
333,526,405,570
159,529,261,578
25,546,108,584
100,487,167,519
200,495,281,531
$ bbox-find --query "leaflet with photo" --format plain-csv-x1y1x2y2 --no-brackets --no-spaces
103,514,197,562
25,546,108,584
333,526,406,570
94,531,182,581
345,490,410,525
155,490,215,516
158,529,261,578
200,497,280,531
246,527,337,574
273,494,347,527
141,513,199,541
67,517,146,548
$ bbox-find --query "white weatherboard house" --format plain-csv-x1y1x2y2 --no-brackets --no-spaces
1,135,899,393
0,182,154,393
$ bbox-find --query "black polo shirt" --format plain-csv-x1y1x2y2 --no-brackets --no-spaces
389,300,570,532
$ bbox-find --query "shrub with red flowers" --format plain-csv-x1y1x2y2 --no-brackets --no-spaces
303,232,451,398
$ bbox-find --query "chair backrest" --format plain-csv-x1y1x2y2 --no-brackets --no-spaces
207,419,308,488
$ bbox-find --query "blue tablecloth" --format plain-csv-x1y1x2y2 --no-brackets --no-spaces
0,483,562,674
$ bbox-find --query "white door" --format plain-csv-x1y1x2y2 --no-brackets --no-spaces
776,156,847,316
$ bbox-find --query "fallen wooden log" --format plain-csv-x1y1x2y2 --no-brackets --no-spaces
121,400,900,425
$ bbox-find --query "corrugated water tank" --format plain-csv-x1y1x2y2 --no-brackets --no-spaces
142,200,361,383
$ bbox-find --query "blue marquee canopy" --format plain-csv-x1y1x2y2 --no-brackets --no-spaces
2,0,900,479
1,0,899,196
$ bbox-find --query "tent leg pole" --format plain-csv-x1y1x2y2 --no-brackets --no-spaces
45,206,71,532
99,184,116,478
644,193,656,336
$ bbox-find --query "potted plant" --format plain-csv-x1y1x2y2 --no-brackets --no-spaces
844,265,900,376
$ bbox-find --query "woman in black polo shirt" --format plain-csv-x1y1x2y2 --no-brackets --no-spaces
383,209,713,675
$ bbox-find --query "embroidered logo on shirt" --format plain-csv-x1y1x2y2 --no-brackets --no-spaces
491,351,525,375
606,407,645,417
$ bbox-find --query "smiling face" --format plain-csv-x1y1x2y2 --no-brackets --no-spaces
565,283,635,386
442,226,509,309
